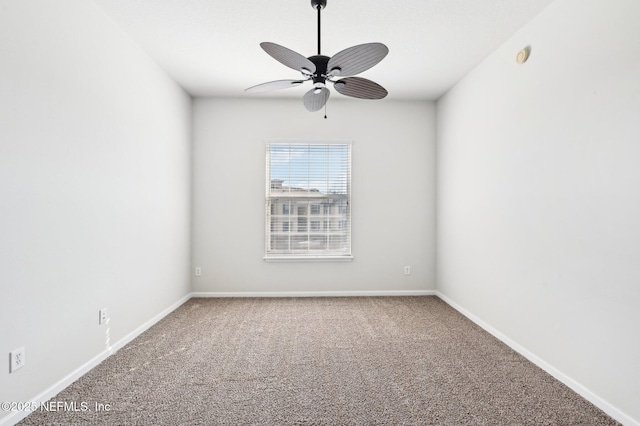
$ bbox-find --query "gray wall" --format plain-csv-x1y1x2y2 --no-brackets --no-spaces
0,1,191,421
191,98,436,294
436,0,640,422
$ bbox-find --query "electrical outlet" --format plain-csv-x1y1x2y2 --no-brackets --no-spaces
10,347,26,373
195,267,202,277
404,266,411,275
99,308,108,325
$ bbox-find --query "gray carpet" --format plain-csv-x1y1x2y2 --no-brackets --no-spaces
20,296,618,425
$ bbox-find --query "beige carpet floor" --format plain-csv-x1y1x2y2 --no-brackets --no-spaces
20,296,618,425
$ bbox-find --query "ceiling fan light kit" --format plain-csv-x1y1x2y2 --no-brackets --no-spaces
245,0,389,114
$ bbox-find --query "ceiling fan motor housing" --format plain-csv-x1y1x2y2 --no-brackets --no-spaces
308,55,329,84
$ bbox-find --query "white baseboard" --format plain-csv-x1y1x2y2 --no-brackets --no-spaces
108,293,192,353
190,290,436,298
435,292,638,426
0,349,113,426
0,294,191,426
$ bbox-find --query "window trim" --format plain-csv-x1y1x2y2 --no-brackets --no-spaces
264,139,353,262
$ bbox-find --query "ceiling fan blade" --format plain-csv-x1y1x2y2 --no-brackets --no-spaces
245,79,306,93
333,77,388,100
327,43,389,77
261,42,317,74
303,87,330,112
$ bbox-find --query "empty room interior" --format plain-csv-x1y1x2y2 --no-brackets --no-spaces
1,0,639,424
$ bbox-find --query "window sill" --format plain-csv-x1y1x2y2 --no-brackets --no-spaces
263,255,354,263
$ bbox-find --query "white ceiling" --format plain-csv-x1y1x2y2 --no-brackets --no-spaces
92,0,555,100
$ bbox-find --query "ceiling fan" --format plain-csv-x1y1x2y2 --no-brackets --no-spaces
245,0,389,113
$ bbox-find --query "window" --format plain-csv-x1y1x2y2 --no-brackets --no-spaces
265,141,352,260
298,216,307,232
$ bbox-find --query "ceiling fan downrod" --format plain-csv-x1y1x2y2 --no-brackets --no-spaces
312,0,326,55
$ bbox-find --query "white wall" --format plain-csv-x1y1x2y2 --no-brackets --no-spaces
436,0,640,423
0,1,191,422
192,98,435,294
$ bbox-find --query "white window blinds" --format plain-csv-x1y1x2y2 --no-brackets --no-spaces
265,141,352,260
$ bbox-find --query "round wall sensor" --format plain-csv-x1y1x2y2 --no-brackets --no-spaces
516,47,530,64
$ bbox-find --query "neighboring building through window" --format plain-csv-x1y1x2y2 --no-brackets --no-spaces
265,141,352,260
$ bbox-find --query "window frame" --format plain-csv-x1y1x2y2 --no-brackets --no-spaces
264,140,353,262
